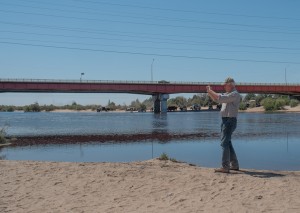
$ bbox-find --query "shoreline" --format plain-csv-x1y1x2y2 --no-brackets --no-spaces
4,105,300,113
240,105,300,113
53,105,300,113
10,105,299,113
1,159,300,212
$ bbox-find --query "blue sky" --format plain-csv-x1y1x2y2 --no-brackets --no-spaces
0,0,300,106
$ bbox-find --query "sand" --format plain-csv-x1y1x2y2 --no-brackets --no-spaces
1,105,300,212
240,105,300,113
1,159,300,213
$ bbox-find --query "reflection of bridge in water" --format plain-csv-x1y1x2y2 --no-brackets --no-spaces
1,79,300,113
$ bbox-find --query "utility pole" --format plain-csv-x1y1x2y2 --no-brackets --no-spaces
151,59,154,82
285,68,287,85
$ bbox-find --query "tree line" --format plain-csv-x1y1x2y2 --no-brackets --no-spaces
0,94,299,112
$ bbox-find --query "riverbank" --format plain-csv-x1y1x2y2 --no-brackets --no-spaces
239,105,300,113
1,159,300,213
49,105,300,113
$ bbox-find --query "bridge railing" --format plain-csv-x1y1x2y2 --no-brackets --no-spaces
0,78,299,86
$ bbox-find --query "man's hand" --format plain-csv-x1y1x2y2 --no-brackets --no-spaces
206,85,219,101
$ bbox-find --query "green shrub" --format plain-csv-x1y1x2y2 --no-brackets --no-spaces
239,102,247,110
274,98,286,110
158,153,169,161
261,98,276,111
158,153,179,162
249,101,256,108
290,99,299,108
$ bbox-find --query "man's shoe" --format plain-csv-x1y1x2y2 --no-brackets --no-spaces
214,168,230,173
230,167,239,171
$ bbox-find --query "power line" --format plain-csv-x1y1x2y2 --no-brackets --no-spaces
8,0,297,22
1,9,300,35
2,21,300,50
1,1,299,66
1,36,299,55
0,2,298,31
1,29,299,45
1,22,300,52
1,32,300,52
70,0,300,21
1,41,300,65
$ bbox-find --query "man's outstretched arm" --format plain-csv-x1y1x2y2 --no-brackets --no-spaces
206,86,220,101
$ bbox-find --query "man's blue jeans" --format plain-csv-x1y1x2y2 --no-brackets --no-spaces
220,117,239,169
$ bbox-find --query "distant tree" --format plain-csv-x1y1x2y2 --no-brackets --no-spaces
130,99,141,110
204,94,219,107
107,101,117,110
69,102,85,111
244,93,256,102
167,96,186,107
0,105,15,112
255,94,271,105
6,106,15,112
43,104,56,112
139,104,147,112
173,96,187,106
142,97,153,109
167,98,176,106
24,102,41,112
188,95,201,106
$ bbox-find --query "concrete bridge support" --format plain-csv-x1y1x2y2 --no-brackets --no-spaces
152,94,169,113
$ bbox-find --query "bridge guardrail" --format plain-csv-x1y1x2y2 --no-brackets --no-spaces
0,78,299,86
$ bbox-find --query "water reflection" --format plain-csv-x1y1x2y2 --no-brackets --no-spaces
1,112,300,170
3,135,300,170
286,132,289,153
0,147,6,160
152,113,169,141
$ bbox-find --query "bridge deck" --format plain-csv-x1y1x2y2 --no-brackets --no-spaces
0,79,299,95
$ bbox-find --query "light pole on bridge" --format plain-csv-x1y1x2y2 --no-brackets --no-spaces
285,68,287,85
80,72,85,82
151,59,154,82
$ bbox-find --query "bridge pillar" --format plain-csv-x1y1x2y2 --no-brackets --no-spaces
153,95,161,113
160,94,169,113
152,94,169,113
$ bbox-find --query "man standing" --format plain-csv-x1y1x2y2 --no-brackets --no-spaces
206,77,241,173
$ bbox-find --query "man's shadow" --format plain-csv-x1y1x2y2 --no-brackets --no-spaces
231,169,285,178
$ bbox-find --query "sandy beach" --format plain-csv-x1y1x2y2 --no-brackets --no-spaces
240,105,300,113
1,105,300,212
1,159,300,213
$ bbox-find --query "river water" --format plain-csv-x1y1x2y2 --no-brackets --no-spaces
0,111,299,170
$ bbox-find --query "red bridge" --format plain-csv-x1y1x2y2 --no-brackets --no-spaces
1,79,299,113
0,79,299,96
